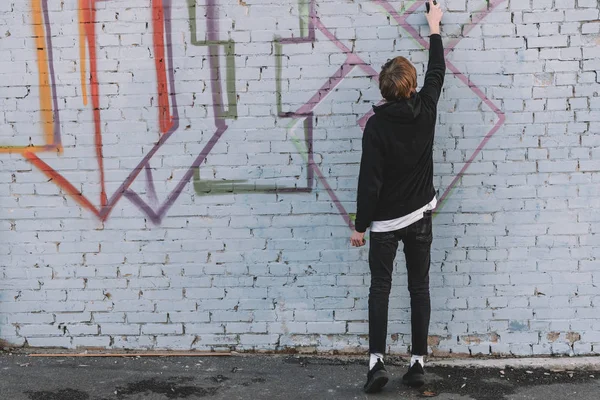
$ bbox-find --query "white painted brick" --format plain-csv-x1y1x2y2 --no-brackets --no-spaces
26,337,73,349
100,323,141,335
112,300,155,312
155,301,197,312
565,8,600,21
523,11,564,23
73,336,111,348
141,323,183,335
528,36,568,48
54,312,93,324
112,335,155,350
126,313,168,323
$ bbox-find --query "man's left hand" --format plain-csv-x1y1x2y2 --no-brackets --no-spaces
350,231,366,247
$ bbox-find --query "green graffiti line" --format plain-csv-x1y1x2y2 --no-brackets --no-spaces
193,117,314,196
187,0,238,119
194,168,281,195
285,116,312,162
298,0,311,38
275,42,284,117
273,0,318,180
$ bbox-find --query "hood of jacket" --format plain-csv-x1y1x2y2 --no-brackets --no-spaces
373,93,422,122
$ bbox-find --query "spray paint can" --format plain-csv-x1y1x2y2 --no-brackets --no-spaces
425,0,438,13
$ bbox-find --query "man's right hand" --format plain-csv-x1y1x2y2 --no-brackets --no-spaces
350,230,366,247
426,0,443,35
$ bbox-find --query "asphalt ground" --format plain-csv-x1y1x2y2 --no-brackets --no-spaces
1,353,599,400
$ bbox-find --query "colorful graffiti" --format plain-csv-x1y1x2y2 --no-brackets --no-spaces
2,0,505,227
8,0,180,221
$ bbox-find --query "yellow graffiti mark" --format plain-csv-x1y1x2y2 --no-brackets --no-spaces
32,0,54,145
0,0,60,154
79,0,88,106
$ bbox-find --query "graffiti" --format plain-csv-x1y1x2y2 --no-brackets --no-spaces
123,0,232,225
0,0,61,154
135,0,371,228
273,0,382,229
1,0,505,227
10,0,179,221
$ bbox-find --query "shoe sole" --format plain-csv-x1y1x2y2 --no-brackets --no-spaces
402,375,425,388
364,371,389,394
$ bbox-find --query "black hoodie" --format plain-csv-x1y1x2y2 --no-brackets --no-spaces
355,34,446,233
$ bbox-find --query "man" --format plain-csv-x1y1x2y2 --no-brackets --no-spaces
350,0,445,393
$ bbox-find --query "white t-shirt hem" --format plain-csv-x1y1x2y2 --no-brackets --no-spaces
370,197,437,233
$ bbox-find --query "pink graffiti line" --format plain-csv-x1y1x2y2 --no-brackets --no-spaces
373,0,507,211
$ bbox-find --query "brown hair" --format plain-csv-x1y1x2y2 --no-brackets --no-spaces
379,57,417,102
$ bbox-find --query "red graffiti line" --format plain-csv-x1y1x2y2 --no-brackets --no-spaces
23,151,101,218
152,0,174,134
80,0,108,207
121,0,229,224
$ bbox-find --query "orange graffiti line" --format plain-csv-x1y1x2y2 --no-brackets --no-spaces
78,0,88,106
82,1,108,207
0,145,60,154
32,0,54,146
152,0,173,134
23,151,101,218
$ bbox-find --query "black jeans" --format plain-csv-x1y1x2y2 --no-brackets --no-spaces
368,211,432,356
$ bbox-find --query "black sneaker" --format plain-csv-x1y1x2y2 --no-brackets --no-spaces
364,359,389,394
402,360,425,387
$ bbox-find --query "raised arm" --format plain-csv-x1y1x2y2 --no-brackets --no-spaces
420,0,446,105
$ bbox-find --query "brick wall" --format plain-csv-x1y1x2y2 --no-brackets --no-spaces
0,0,599,356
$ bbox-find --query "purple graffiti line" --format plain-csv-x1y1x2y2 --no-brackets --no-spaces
100,0,180,221
144,163,159,207
373,0,507,212
122,0,230,224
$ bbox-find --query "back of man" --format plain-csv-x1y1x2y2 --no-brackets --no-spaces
351,0,446,394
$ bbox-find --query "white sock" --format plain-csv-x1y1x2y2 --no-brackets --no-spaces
369,353,384,370
411,355,424,367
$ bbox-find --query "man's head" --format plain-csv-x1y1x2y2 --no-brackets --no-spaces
379,56,417,102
